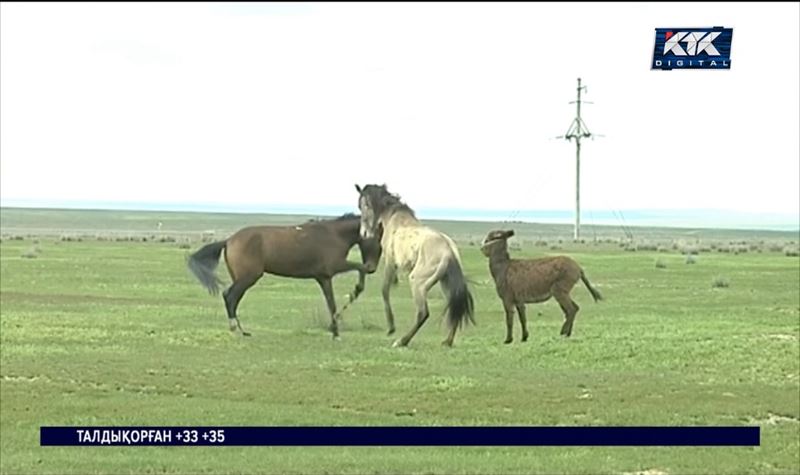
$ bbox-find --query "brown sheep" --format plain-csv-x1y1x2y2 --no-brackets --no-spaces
480,230,603,343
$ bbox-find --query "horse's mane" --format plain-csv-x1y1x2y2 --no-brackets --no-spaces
305,212,359,224
363,185,416,218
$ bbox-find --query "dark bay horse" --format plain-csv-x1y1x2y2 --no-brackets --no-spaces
187,214,382,338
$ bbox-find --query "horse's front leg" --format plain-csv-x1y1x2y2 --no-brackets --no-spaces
352,266,366,301
382,264,398,335
330,262,368,320
315,277,340,340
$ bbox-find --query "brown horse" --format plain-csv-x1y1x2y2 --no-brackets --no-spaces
187,214,382,338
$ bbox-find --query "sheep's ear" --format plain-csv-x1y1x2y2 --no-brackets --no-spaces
355,184,362,193
486,231,501,241
505,230,515,238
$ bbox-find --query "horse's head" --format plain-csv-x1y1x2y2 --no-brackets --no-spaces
355,184,386,239
357,222,384,274
481,229,514,257
356,183,415,240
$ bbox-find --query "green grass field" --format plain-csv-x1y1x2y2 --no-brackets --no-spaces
1,209,798,474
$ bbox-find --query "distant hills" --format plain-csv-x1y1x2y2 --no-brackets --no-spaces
1,199,797,232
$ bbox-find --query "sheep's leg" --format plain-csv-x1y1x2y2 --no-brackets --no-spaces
515,303,529,342
554,291,579,337
503,302,516,344
566,298,580,336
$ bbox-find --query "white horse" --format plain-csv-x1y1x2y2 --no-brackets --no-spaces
355,184,475,347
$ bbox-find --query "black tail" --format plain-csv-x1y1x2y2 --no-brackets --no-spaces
187,240,226,295
580,270,603,302
440,258,476,331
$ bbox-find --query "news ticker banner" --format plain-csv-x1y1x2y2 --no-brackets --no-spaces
41,426,760,446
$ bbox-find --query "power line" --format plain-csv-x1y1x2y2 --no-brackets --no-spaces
612,209,634,240
556,78,603,241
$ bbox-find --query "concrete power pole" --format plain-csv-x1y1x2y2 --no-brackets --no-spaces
559,77,598,241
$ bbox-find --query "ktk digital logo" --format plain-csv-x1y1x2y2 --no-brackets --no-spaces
652,27,733,70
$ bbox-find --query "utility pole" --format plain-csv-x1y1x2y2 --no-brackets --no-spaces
558,77,598,241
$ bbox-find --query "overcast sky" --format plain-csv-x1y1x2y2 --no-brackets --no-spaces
1,2,798,224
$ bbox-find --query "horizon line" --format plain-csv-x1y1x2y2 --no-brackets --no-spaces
1,200,798,233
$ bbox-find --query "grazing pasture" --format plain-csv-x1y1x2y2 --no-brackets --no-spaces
1,208,798,474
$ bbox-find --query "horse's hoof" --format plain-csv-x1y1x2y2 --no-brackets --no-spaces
242,331,252,337
503,339,512,344
387,328,396,336
441,340,453,347
392,339,406,348
522,335,529,342
332,335,341,342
